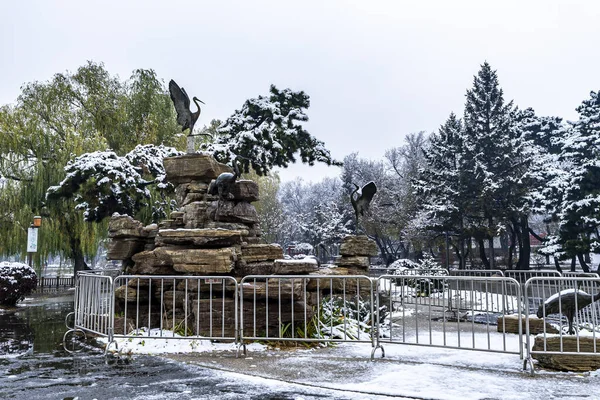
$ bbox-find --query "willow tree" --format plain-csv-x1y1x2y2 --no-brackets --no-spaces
0,61,182,273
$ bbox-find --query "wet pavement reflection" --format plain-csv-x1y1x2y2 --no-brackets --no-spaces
0,293,385,400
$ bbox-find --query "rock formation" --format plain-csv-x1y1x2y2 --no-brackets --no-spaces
107,154,374,337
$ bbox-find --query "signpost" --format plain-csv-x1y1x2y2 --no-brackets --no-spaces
27,227,38,252
26,216,41,267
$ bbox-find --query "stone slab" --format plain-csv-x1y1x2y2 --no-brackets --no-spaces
335,255,370,269
339,235,379,257
107,239,146,260
231,180,259,202
532,335,600,371
155,228,246,247
240,244,284,263
164,154,232,184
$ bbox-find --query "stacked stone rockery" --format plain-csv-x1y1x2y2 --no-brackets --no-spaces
333,235,378,274
308,235,378,296
106,216,158,269
107,154,321,336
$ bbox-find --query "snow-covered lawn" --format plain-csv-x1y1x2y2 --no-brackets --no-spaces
98,328,267,355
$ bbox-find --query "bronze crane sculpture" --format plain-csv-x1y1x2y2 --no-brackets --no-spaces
169,80,204,152
350,181,377,233
537,288,600,334
208,158,241,221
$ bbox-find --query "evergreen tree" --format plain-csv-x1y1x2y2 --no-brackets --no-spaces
554,91,600,271
462,62,515,269
417,113,470,268
203,85,341,176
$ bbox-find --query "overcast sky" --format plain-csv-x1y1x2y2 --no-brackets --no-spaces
1,0,599,182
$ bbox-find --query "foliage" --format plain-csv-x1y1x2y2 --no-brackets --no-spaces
46,144,182,223
538,90,600,270
202,85,341,176
0,62,181,271
316,295,387,340
245,170,286,244
279,177,351,252
340,133,429,264
0,262,37,306
268,293,384,348
391,255,446,297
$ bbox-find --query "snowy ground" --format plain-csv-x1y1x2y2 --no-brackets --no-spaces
95,328,600,400
166,341,600,400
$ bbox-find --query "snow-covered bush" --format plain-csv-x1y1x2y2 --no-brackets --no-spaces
391,255,446,297
202,85,340,176
46,144,182,222
277,295,386,343
0,262,37,306
294,242,314,255
315,296,387,340
388,258,419,271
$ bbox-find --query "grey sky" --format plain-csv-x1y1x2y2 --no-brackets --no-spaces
1,0,599,182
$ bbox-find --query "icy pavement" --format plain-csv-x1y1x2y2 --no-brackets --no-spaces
169,342,600,400
1,351,417,400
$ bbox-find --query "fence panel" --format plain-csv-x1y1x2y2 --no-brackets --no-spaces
524,276,600,374
449,270,505,277
112,275,238,342
35,276,75,291
374,275,523,357
239,275,375,346
74,272,113,338
504,269,561,282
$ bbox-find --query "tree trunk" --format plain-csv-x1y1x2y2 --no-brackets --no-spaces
508,225,516,270
518,216,531,270
513,220,523,270
478,239,490,269
65,214,90,274
577,253,591,273
460,235,467,270
553,256,563,273
373,234,392,265
488,216,495,270
467,238,474,268
571,256,577,272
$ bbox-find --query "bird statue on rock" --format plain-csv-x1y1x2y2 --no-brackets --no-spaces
537,288,600,334
168,79,204,153
208,158,241,221
350,181,377,234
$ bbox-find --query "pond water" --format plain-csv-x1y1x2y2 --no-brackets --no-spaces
0,292,379,400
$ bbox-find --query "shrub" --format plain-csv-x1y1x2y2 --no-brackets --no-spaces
0,262,38,306
391,255,446,297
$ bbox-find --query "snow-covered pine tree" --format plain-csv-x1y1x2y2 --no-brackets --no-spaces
462,62,515,269
46,144,182,222
417,113,470,268
203,85,341,176
553,90,600,271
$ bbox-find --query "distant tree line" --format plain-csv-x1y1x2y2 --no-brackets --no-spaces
265,62,600,272
2,61,600,273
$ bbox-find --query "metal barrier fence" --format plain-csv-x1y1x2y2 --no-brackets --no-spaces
69,268,600,374
368,267,449,278
562,271,600,278
373,275,523,358
73,272,114,338
238,275,375,353
35,276,75,292
112,275,239,343
524,276,600,374
504,269,561,282
449,269,505,277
